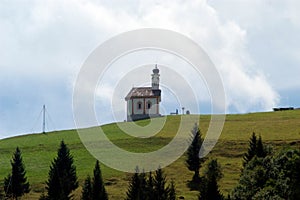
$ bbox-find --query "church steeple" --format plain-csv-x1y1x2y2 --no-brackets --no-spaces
151,64,160,90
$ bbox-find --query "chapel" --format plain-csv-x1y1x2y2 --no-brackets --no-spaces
125,65,161,121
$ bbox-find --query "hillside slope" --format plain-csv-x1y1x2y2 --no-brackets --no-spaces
0,110,300,199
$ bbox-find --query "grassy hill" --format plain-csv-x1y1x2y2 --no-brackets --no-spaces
1,110,300,199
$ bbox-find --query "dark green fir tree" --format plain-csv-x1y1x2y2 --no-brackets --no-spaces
44,140,78,200
125,167,147,200
256,135,267,158
81,175,92,200
153,168,169,200
243,133,267,167
4,147,30,200
186,123,205,188
92,160,108,200
146,172,155,200
168,180,176,200
243,132,258,167
199,159,224,200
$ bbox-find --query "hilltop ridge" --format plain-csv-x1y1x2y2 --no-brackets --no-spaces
0,110,300,199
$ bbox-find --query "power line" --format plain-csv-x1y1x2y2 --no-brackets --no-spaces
30,108,43,133
45,106,56,132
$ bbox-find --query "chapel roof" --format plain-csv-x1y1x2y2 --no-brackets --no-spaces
125,87,161,100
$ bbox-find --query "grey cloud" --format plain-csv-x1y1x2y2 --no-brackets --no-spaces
1,0,298,137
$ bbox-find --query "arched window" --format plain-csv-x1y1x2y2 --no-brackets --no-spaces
147,101,152,109
137,101,142,110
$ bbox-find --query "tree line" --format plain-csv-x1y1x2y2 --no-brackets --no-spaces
186,127,300,200
1,124,300,199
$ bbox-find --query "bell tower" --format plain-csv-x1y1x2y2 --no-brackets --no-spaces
151,65,160,90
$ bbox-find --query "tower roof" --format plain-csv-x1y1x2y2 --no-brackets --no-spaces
153,65,159,74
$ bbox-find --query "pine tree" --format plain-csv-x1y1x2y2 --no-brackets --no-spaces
138,171,147,199
92,160,108,200
125,172,140,200
81,175,92,200
168,180,176,200
44,140,78,200
126,167,176,200
232,148,300,199
4,147,30,200
153,168,169,200
243,133,267,167
146,172,155,200
125,167,147,200
204,159,223,181
243,132,257,167
199,178,223,200
186,123,205,186
256,135,266,158
199,159,224,200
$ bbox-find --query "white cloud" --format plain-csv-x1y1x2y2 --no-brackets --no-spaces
208,0,300,91
2,0,299,137
129,0,279,111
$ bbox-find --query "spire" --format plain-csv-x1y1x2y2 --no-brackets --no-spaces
151,64,160,89
153,64,159,74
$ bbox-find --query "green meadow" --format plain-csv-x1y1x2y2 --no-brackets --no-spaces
0,110,300,199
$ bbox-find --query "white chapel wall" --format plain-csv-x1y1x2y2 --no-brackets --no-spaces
145,98,158,114
130,97,158,115
127,100,132,115
133,98,144,115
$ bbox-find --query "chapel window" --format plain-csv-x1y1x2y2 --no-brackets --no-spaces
137,102,142,110
147,101,152,109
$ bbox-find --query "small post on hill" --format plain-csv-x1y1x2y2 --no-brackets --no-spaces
42,105,46,134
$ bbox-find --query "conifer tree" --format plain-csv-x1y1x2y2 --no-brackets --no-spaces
168,180,176,200
92,160,108,200
44,140,78,200
146,172,155,200
4,147,30,200
125,167,147,200
81,175,92,200
126,167,176,200
243,132,257,167
199,159,224,200
243,133,266,167
153,168,169,200
256,135,267,158
232,148,300,199
138,171,147,198
125,172,140,200
186,123,205,185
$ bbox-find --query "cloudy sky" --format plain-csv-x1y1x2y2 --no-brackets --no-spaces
0,0,299,138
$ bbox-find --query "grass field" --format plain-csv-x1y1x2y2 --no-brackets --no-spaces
1,110,300,199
